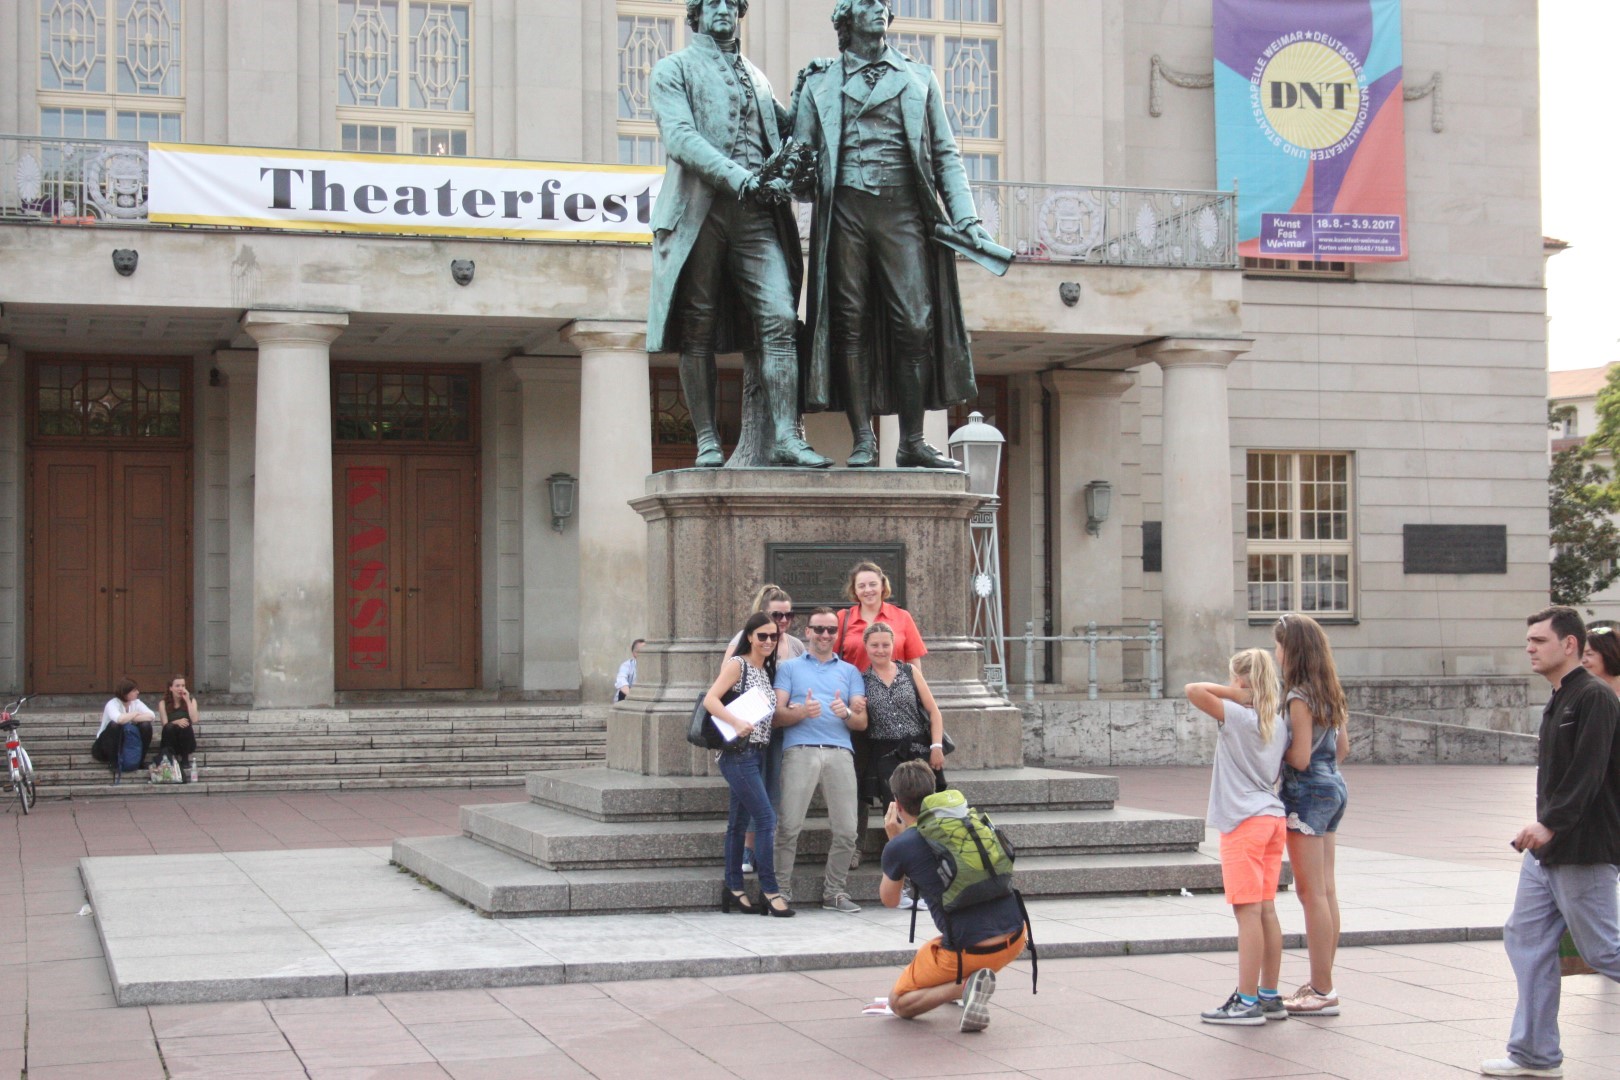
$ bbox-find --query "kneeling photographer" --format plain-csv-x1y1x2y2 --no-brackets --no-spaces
877,760,1034,1032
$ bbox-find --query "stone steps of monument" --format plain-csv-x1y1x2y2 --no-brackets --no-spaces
22,709,607,797
459,800,1204,871
391,832,1228,917
525,766,1121,822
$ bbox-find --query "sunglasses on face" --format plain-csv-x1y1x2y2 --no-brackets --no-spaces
754,631,780,642
769,611,794,622
807,625,838,635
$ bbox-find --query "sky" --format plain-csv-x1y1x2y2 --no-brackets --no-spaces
1542,2,1617,373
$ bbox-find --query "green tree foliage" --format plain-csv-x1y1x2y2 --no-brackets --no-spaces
1550,401,1620,605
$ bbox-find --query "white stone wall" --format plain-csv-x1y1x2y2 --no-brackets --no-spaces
196,358,231,694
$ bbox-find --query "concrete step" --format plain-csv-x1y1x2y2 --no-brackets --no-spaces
460,801,1204,871
391,832,1228,916
49,775,539,797
41,736,605,766
526,766,1121,822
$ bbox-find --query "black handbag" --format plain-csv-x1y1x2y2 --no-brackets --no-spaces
687,662,746,750
903,662,954,756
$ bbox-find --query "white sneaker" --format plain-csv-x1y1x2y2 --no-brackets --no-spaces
959,969,995,1032
898,889,928,911
1479,1059,1562,1077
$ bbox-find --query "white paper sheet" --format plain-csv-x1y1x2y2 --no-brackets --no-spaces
711,685,773,742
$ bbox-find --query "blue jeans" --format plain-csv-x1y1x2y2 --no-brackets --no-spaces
1504,852,1620,1068
737,728,784,839
1281,762,1347,835
719,745,778,894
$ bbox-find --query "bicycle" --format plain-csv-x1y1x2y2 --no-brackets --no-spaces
3,695,35,814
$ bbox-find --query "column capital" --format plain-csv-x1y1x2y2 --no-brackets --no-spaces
506,356,580,385
1140,336,1253,370
562,320,647,355
241,310,349,347
1040,369,1136,398
213,349,258,381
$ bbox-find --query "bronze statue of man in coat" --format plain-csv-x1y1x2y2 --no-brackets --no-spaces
792,0,998,468
644,0,830,468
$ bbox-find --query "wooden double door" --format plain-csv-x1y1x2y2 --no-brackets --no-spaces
335,453,479,691
29,449,191,694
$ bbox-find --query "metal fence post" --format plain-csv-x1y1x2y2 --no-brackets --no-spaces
1084,621,1100,700
1024,621,1036,703
1148,619,1163,699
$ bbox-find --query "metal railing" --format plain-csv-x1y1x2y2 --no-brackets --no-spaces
1,135,1240,272
970,180,1238,269
1021,620,1164,702
0,135,150,224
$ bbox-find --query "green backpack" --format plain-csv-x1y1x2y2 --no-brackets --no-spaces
914,789,1016,910
908,789,1038,992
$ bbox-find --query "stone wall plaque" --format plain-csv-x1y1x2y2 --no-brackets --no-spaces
1142,521,1162,573
1403,524,1508,574
764,543,907,610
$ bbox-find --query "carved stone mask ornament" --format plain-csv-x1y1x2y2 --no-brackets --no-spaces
112,249,138,276
450,259,475,286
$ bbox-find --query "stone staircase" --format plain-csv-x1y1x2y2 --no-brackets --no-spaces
392,766,1227,915
19,705,607,797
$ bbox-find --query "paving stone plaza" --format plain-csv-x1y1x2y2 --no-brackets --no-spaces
8,765,1620,1079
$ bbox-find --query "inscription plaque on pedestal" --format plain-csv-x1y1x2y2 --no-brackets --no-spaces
764,543,907,610
1403,524,1508,574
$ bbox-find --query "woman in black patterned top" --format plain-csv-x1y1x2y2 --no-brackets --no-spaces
861,622,946,808
703,611,792,917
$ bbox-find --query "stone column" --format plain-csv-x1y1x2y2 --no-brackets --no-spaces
506,357,582,691
240,311,348,709
214,350,258,697
1040,369,1135,690
1141,338,1252,695
561,320,651,700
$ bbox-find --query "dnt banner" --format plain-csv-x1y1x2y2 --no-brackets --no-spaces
1214,0,1407,262
147,143,663,242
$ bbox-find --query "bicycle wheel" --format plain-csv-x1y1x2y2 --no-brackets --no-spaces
13,748,34,814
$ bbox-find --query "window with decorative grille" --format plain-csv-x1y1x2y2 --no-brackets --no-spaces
337,0,473,155
1246,451,1356,619
890,0,1003,180
37,0,184,141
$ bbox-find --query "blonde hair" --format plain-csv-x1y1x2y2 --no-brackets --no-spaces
748,584,792,613
1230,648,1280,745
863,620,894,643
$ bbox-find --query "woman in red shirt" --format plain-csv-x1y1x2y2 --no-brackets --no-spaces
836,561,928,868
836,561,927,673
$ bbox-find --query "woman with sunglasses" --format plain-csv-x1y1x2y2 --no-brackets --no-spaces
704,611,793,917
1582,623,1620,693
725,585,805,872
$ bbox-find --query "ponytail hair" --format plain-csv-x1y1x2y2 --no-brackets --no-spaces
1230,648,1281,745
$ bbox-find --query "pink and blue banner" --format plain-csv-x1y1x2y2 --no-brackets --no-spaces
1215,0,1407,262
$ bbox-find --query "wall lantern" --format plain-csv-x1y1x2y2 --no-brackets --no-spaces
947,411,1005,500
1084,480,1113,536
546,472,577,533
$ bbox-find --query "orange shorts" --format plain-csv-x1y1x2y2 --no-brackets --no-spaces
890,928,1026,999
1219,814,1285,905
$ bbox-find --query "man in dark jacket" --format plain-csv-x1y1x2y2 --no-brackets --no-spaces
1484,606,1620,1078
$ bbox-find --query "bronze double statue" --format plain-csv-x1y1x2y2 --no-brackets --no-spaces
646,0,1010,470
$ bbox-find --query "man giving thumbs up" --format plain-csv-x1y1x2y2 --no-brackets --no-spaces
773,606,869,911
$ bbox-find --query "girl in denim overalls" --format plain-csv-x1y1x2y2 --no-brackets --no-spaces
1273,612,1350,1017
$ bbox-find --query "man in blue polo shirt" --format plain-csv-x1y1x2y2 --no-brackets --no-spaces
774,606,868,911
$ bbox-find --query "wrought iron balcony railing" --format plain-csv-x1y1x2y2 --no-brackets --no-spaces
0,134,1238,270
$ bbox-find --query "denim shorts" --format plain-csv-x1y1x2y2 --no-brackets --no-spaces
1280,766,1347,836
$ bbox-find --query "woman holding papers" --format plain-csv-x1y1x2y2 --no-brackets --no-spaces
704,611,794,917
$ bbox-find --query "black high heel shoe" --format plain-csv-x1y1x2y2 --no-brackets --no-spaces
721,888,760,914
763,893,795,918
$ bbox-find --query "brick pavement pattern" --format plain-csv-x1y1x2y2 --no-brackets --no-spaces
8,765,1620,1079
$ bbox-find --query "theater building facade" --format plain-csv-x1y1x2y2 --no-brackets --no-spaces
0,0,1547,707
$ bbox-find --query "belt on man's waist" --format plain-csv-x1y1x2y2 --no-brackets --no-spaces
961,926,1025,955
789,743,852,752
